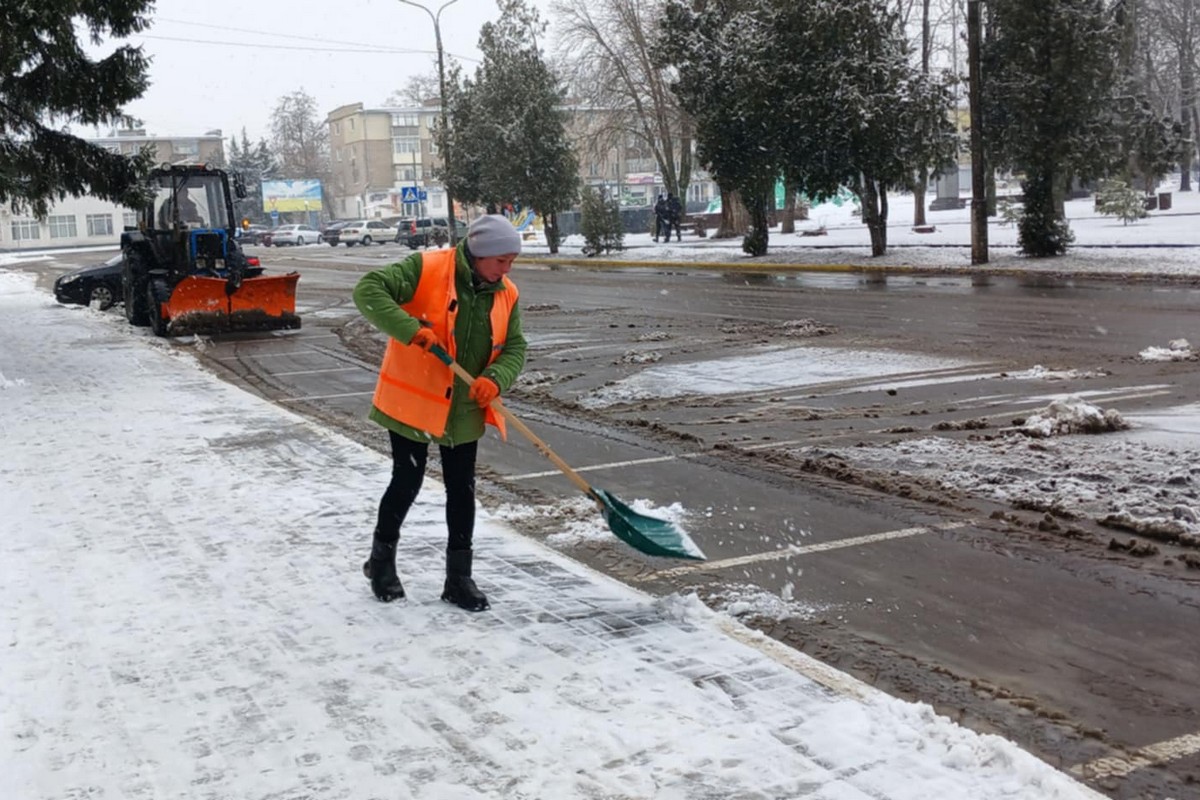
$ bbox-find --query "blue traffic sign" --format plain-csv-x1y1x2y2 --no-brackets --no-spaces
270,210,279,222
418,189,428,201
400,186,419,203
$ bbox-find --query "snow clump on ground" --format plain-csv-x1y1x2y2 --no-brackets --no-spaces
1139,338,1195,362
1018,396,1130,438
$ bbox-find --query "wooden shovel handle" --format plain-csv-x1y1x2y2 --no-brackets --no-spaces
432,346,599,502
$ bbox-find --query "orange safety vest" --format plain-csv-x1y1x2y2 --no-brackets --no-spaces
371,248,518,439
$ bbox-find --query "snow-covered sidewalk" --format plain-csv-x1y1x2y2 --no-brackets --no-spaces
0,270,1103,799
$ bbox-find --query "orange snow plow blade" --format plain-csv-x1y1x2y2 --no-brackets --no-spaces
163,273,301,335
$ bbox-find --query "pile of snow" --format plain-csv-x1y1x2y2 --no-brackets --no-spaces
1019,396,1130,438
1139,338,1195,362
707,582,827,622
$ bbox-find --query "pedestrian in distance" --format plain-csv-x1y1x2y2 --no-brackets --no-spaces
352,214,528,612
653,193,669,243
666,192,683,242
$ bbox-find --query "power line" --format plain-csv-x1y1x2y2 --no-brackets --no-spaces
146,17,478,61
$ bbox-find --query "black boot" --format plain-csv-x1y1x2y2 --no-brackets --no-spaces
441,549,488,612
362,535,405,602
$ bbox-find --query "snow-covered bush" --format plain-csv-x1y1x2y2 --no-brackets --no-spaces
1095,180,1148,225
579,186,624,257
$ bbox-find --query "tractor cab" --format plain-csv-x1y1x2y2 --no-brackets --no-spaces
121,165,299,336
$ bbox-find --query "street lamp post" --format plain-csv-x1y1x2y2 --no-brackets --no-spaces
395,0,461,245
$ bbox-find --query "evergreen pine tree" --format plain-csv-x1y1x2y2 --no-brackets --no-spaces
579,186,624,256
442,0,579,253
228,129,279,225
983,0,1124,256
1,1,155,216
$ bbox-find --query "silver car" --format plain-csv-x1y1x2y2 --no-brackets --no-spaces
339,219,400,246
271,224,324,246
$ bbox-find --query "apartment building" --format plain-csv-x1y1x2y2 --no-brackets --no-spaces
326,102,447,221
325,101,717,220
0,129,226,250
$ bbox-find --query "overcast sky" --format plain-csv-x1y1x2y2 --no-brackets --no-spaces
84,0,556,145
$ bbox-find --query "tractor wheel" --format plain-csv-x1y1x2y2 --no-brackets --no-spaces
362,235,373,246
122,253,149,326
147,279,171,337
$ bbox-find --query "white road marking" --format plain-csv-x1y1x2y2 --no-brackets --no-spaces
1071,730,1200,779
213,350,324,361
271,366,365,377
639,520,972,582
278,391,374,403
507,453,694,481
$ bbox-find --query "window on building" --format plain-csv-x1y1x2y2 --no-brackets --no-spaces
394,165,425,182
86,214,114,236
48,215,77,239
391,113,419,128
122,211,137,229
349,118,355,130
336,148,342,162
174,141,199,157
428,138,438,155
10,220,40,241
393,137,420,155
334,122,341,135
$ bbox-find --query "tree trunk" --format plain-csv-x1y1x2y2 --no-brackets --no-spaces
546,210,560,255
861,178,889,257
1180,43,1195,191
781,185,797,234
715,188,749,238
742,190,770,257
912,170,928,226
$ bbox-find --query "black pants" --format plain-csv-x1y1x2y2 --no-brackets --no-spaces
376,432,477,551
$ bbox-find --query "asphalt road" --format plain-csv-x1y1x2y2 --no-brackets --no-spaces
26,242,1200,799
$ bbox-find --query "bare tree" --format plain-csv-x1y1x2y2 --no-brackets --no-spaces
552,0,693,204
384,71,442,107
1147,0,1198,190
269,89,332,208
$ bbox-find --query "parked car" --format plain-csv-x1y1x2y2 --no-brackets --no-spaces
239,224,272,246
270,224,323,246
53,254,124,310
260,226,281,247
339,219,399,246
402,216,468,249
321,220,352,246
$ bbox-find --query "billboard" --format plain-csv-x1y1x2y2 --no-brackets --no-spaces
262,179,323,213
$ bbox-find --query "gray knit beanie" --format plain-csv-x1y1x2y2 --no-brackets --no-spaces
466,214,522,258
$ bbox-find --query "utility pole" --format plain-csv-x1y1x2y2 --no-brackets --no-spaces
396,0,461,244
967,0,988,266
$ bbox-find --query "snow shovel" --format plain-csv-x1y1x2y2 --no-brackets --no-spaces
429,345,705,561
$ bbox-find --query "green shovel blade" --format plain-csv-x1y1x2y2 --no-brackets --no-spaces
593,488,706,561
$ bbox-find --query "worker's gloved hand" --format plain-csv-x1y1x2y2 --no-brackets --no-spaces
469,376,500,408
409,327,439,352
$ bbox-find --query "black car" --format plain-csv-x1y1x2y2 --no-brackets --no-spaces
53,254,124,310
239,224,272,246
321,220,351,247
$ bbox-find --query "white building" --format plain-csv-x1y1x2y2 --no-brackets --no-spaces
0,129,225,251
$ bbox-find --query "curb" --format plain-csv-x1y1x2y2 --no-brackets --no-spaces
519,256,1200,284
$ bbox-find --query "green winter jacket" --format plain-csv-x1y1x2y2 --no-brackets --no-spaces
352,242,527,447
